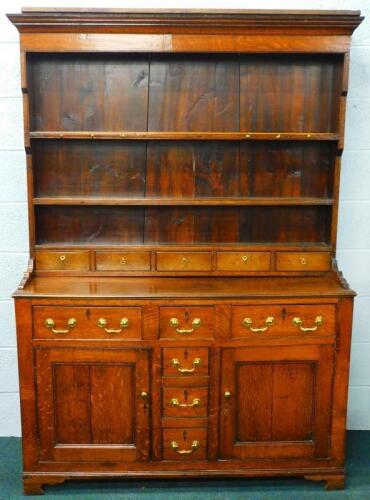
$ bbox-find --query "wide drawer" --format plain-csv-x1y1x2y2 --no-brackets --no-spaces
35,250,90,271
163,428,207,460
163,387,208,418
162,348,209,377
276,252,331,271
217,252,270,271
156,252,212,272
232,304,335,338
159,306,214,339
33,306,142,339
95,251,150,271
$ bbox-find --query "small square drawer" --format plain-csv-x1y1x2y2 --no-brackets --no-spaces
33,306,142,339
232,304,335,338
160,307,214,339
163,428,207,460
156,252,212,272
163,387,209,418
35,250,90,271
276,252,331,271
162,348,209,377
217,252,270,271
96,251,150,271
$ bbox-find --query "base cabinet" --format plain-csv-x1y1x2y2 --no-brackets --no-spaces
16,296,353,494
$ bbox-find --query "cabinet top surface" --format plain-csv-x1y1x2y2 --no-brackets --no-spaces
14,275,354,299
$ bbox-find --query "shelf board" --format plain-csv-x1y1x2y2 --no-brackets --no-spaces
35,243,333,251
33,197,335,206
29,131,339,141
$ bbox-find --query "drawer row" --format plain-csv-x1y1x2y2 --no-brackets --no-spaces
35,250,331,272
33,304,336,339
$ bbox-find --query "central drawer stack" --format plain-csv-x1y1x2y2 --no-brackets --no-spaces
159,307,213,460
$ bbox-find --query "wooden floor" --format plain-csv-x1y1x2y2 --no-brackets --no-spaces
0,432,369,499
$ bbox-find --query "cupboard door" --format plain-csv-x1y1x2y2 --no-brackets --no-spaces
35,347,150,462
220,345,334,460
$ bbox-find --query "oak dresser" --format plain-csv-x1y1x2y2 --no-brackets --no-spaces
7,8,363,494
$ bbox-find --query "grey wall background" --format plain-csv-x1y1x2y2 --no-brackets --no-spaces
0,0,369,435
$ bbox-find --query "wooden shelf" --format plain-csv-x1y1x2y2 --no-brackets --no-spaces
29,131,339,141
33,197,335,206
35,243,333,250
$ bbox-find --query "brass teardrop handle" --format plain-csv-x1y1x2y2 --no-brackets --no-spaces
292,315,323,332
171,357,201,373
44,317,76,334
242,316,274,333
97,317,129,334
170,440,200,454
169,317,201,334
170,397,201,408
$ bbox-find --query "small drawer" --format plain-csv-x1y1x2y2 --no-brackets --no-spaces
217,252,270,271
33,306,142,339
35,250,90,271
163,428,207,460
96,251,150,271
163,387,208,418
162,348,209,377
33,307,89,338
276,252,331,271
160,307,214,339
232,304,335,338
284,304,335,336
156,252,212,272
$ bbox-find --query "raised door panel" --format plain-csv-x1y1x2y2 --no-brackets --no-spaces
35,347,150,462
220,345,334,460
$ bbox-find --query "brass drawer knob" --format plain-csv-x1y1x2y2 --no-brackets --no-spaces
242,316,274,333
59,255,67,262
171,357,201,373
169,317,201,334
170,440,200,454
300,257,308,265
97,317,129,334
140,391,149,400
44,317,76,334
170,397,201,408
224,391,232,399
292,315,323,332
181,257,189,264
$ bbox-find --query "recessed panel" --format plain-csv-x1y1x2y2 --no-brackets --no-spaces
35,206,144,245
148,55,239,131
28,54,149,131
33,140,146,198
240,54,342,132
